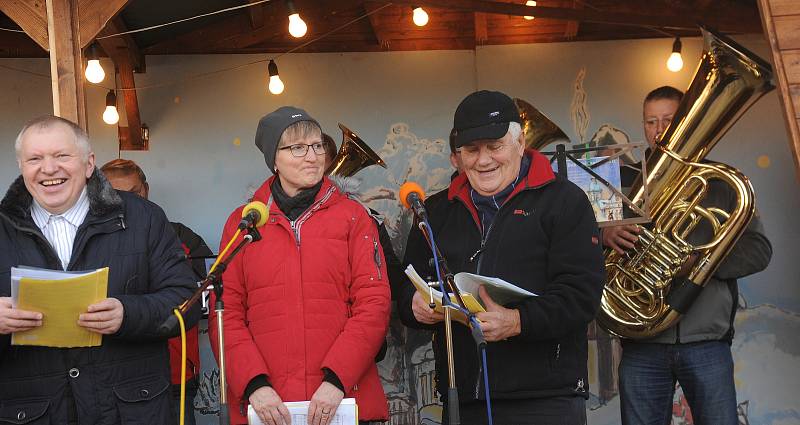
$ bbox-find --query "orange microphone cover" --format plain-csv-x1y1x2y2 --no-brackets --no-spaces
399,181,426,210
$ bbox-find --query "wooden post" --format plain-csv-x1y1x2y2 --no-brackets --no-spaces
46,0,86,129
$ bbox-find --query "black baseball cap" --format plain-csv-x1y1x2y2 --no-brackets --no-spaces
452,90,521,148
255,106,320,173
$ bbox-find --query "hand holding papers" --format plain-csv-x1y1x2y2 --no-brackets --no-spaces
10,266,109,347
248,398,358,425
404,265,537,326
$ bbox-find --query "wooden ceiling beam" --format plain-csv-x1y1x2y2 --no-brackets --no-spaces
474,12,488,45
247,0,265,29
96,17,144,73
379,0,762,33
364,1,391,49
564,0,581,39
116,60,144,149
0,0,49,50
77,0,131,48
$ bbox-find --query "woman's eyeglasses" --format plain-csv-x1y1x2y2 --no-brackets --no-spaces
279,142,327,157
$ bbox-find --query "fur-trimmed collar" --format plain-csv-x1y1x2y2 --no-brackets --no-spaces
0,168,123,223
327,174,385,225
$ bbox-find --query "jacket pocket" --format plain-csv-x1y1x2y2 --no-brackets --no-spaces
0,399,49,425
112,374,170,425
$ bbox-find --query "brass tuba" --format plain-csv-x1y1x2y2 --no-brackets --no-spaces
597,28,774,339
326,123,387,177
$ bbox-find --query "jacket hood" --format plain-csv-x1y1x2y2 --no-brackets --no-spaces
0,168,123,224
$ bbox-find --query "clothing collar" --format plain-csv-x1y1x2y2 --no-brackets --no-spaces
0,168,123,226
448,149,555,202
31,187,90,229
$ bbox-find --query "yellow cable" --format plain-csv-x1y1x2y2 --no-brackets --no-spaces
209,228,241,274
174,308,187,425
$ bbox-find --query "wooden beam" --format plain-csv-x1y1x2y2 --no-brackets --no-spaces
0,0,49,50
46,0,86,128
564,0,582,39
247,0,265,29
474,12,488,45
97,17,144,73
758,0,800,182
364,1,391,49
77,0,131,48
379,0,762,33
117,60,144,149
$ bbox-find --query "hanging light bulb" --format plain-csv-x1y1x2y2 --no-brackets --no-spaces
102,90,119,125
524,0,537,20
84,43,105,84
666,37,683,72
286,0,307,38
412,6,429,27
268,60,285,95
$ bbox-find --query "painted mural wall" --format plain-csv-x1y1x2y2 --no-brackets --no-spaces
1,35,798,424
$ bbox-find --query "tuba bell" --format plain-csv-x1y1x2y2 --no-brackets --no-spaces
597,28,774,339
326,123,387,177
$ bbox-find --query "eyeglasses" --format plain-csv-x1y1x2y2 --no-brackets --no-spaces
278,142,326,158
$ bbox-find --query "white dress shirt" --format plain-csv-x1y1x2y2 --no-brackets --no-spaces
30,188,90,270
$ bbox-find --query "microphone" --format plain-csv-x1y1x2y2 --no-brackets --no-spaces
238,201,269,230
399,181,428,221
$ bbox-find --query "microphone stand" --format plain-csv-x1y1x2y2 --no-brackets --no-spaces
160,225,262,425
416,220,487,425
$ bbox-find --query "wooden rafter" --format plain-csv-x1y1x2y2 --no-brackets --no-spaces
0,0,48,50
564,0,582,39
247,0,265,29
474,12,488,45
77,0,131,48
364,1,391,49
97,17,144,72
379,0,762,33
97,17,144,149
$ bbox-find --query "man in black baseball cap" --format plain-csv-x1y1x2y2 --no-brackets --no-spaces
399,90,604,424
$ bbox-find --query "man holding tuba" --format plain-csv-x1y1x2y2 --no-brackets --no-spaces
602,86,773,425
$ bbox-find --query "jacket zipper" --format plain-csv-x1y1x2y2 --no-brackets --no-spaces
372,237,382,280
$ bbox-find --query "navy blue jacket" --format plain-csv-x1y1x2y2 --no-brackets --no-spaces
0,169,199,424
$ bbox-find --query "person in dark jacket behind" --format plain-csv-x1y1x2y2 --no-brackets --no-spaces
398,90,605,425
101,158,213,425
0,115,199,424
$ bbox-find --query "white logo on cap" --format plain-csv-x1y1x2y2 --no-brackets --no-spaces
291,114,302,118
489,111,500,117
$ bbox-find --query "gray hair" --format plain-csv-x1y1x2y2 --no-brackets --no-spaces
15,115,92,162
507,121,522,142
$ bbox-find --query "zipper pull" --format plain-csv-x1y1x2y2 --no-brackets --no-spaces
469,248,484,262
372,237,382,280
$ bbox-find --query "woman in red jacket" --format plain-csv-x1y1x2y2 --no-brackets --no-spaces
210,106,391,425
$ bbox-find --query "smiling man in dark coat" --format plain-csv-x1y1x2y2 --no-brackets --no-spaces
0,115,199,424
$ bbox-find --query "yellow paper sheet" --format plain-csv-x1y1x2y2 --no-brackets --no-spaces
12,267,109,347
404,264,485,326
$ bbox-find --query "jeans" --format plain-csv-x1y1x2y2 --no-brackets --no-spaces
443,396,586,425
171,377,199,425
619,340,737,425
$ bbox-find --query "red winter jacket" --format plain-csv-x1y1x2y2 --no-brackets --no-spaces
210,176,390,424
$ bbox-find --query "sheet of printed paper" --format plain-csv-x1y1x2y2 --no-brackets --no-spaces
248,398,357,425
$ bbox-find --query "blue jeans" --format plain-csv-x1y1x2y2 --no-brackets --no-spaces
618,341,737,425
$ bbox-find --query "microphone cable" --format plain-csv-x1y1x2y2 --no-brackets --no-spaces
422,216,493,425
